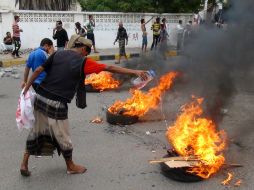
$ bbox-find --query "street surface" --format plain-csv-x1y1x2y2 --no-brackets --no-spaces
0,60,253,190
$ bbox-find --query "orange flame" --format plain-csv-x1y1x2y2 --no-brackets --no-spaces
166,97,227,179
221,172,233,185
85,71,120,91
234,179,242,187
108,71,180,116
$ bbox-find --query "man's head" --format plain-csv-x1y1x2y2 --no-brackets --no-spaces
156,17,160,23
141,19,145,24
162,18,166,23
67,34,92,56
88,15,93,20
14,15,20,22
40,38,53,53
179,20,183,25
75,22,81,28
6,32,11,37
119,21,123,28
56,20,63,29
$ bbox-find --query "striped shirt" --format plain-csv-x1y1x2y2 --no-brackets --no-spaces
12,21,20,38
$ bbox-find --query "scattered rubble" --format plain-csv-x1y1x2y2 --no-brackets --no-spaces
0,67,21,79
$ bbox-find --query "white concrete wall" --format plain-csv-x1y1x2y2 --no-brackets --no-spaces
0,0,16,11
0,10,193,49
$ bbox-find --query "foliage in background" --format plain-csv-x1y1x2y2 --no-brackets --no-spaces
16,0,73,10
78,0,202,13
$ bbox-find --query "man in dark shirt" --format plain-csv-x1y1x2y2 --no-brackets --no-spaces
53,20,69,51
20,35,148,177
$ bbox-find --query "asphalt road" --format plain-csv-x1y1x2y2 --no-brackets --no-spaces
0,62,253,190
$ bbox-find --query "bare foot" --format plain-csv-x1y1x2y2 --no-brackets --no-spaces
20,164,31,177
67,161,87,174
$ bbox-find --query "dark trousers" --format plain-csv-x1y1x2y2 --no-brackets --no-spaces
151,35,160,50
12,37,21,56
32,83,39,93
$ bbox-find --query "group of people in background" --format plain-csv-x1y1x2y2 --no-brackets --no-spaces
141,17,169,52
1,15,23,57
2,14,192,60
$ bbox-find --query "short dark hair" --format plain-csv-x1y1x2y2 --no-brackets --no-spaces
40,38,53,47
56,20,62,25
179,20,183,24
14,15,19,20
162,18,166,22
156,17,160,22
141,19,145,24
88,15,92,19
75,22,81,28
6,32,11,35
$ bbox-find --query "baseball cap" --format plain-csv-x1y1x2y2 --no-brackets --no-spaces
67,34,92,49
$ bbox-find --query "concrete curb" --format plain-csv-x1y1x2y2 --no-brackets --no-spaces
0,50,177,68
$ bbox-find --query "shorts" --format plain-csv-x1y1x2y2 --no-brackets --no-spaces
87,33,95,46
142,36,148,46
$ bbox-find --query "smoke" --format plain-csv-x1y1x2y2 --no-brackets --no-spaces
122,0,254,126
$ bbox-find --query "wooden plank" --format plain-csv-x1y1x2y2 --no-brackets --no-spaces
164,160,199,168
149,156,199,164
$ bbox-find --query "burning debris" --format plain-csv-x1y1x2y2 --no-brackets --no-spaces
221,172,242,187
90,116,103,124
166,97,227,179
85,71,120,92
106,71,179,125
221,172,233,185
108,71,179,117
234,179,242,187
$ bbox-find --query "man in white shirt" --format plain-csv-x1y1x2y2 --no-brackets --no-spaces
176,20,184,50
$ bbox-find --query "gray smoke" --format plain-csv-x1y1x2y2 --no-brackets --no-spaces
122,0,254,126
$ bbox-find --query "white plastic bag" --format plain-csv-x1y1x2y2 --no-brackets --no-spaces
16,89,36,130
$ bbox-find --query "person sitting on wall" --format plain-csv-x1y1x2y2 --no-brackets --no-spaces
1,32,13,53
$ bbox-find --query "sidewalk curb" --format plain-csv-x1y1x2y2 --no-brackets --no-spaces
0,50,177,68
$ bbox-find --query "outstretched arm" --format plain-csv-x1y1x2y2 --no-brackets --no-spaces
145,16,154,24
104,65,147,80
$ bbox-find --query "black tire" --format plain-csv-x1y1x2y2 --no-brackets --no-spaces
106,109,139,125
85,84,100,93
160,150,204,182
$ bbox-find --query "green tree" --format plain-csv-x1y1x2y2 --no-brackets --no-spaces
78,0,201,13
16,0,73,10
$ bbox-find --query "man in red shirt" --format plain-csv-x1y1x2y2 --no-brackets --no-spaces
12,15,23,58
20,35,147,177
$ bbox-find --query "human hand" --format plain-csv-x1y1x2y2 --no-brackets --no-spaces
23,86,29,96
20,29,23,32
135,70,148,81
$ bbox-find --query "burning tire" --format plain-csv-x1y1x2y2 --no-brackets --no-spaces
106,109,139,125
160,150,204,182
85,84,100,93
